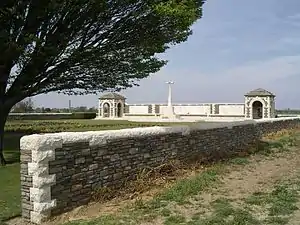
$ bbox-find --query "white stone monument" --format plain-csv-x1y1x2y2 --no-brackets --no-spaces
161,81,180,119
97,93,126,118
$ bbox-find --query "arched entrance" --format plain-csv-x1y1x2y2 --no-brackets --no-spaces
252,101,263,119
103,102,110,117
117,102,122,117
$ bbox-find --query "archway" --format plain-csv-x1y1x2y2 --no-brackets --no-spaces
252,101,263,119
117,102,122,117
102,102,110,117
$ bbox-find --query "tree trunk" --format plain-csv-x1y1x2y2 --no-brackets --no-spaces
0,106,9,166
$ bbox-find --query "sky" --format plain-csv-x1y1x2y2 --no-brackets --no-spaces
33,0,300,109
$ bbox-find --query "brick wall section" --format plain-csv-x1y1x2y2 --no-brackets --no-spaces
20,118,300,224
20,149,33,220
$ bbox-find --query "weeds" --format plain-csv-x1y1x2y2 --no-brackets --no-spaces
244,179,300,224
229,157,250,165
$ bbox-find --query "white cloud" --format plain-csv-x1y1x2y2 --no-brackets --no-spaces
287,13,300,20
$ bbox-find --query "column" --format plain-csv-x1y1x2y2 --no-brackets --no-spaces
166,81,175,115
111,100,115,118
98,100,101,117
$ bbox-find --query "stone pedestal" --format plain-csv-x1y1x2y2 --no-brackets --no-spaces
161,105,181,119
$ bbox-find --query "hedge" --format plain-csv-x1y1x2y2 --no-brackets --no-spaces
7,112,97,120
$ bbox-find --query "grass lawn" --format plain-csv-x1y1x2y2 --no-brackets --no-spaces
5,119,196,133
0,133,23,222
0,119,196,222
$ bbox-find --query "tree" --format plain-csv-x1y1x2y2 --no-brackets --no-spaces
0,0,206,165
11,98,34,113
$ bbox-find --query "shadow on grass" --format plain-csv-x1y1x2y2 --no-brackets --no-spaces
3,132,26,164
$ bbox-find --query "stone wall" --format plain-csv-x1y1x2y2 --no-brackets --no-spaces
126,103,245,117
20,117,300,224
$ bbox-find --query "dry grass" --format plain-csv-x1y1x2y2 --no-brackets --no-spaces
91,159,207,203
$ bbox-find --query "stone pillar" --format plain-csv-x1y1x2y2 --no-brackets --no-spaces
111,100,115,118
98,100,101,117
164,81,176,118
151,104,156,114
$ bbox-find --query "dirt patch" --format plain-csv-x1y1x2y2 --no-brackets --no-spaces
164,147,300,221
216,150,300,199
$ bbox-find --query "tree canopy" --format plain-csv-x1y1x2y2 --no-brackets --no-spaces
0,0,206,165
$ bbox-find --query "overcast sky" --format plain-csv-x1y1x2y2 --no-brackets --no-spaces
33,0,300,109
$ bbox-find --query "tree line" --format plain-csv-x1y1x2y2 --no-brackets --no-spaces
11,98,97,113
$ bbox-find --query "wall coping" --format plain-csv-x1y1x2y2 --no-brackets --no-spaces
21,117,300,149
126,103,245,106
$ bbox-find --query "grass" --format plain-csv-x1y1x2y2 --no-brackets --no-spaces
189,198,260,225
0,133,23,222
228,157,250,165
185,177,300,225
4,119,195,133
243,181,300,224
0,163,21,222
154,167,222,204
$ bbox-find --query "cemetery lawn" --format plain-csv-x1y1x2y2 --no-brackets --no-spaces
0,119,196,223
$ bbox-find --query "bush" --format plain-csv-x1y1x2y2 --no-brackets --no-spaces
7,113,73,120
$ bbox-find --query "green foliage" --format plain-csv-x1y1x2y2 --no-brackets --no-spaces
228,157,250,165
164,214,186,224
154,168,220,204
71,112,97,119
11,98,34,113
0,0,205,101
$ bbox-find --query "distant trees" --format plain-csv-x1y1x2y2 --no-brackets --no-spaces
33,106,97,113
11,98,34,113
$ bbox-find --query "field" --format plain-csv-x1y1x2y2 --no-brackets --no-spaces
1,119,196,223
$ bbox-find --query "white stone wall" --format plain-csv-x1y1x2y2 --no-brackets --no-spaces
127,103,245,116
174,105,210,115
128,105,149,114
218,104,244,115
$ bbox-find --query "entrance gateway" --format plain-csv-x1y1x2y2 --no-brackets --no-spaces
244,88,276,119
98,93,125,118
